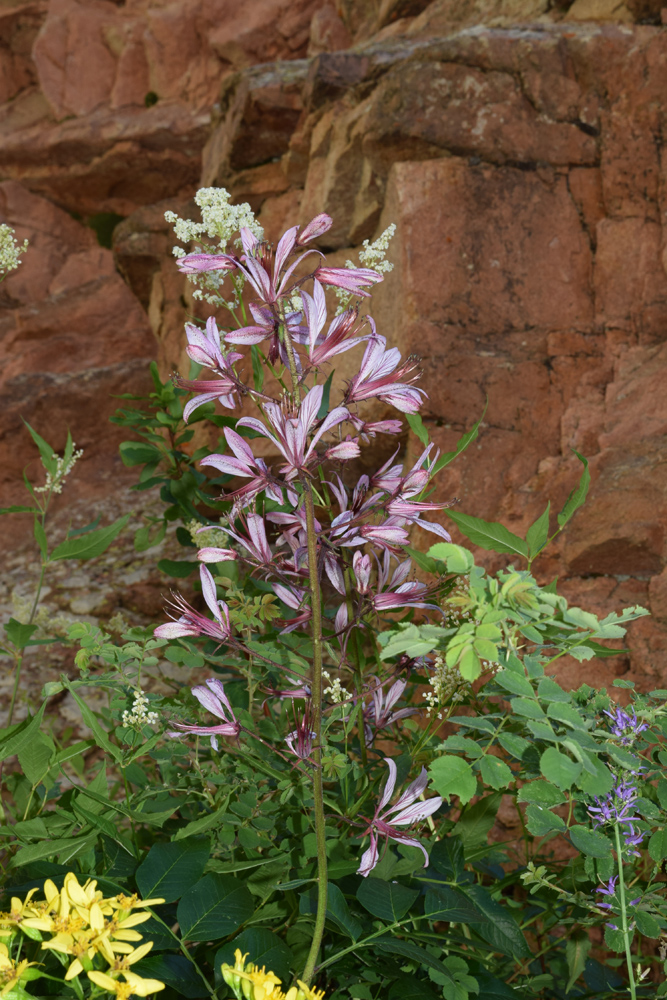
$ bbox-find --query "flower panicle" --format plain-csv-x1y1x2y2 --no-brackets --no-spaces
1,874,165,998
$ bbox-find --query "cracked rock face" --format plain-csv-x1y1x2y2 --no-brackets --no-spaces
1,0,667,690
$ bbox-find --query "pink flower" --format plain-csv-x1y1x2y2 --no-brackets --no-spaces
200,427,286,507
285,701,317,762
296,213,333,245
174,343,244,422
301,282,368,367
225,302,306,368
357,758,442,877
154,565,232,642
177,253,238,274
315,266,383,298
349,416,404,441
212,513,273,569
197,547,237,563
237,384,349,480
345,328,425,413
168,678,240,749
366,677,417,737
184,316,225,369
372,581,440,613
274,583,312,633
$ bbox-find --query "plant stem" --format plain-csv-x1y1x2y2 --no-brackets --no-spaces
299,473,328,985
614,824,637,1000
281,321,328,985
7,558,47,727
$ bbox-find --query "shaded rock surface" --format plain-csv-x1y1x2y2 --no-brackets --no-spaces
1,0,667,693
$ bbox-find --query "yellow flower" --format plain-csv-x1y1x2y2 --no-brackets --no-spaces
236,965,283,1000
284,982,326,1000
88,969,165,998
111,894,165,912
0,942,39,997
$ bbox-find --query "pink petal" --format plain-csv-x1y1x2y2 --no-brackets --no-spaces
377,758,398,812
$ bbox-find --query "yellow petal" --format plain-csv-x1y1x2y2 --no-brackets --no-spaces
43,880,59,904
88,970,119,992
89,902,104,934
118,912,150,928
21,918,53,932
123,972,165,995
65,959,84,980
126,942,154,965
110,930,143,942
0,945,9,960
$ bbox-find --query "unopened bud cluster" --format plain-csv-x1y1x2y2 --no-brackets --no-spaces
423,654,465,719
322,670,350,705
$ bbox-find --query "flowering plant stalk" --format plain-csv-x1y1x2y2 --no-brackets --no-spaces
154,208,448,985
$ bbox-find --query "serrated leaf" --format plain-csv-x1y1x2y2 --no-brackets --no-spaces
428,756,477,804
540,747,582,789
445,510,528,558
495,669,534,698
51,515,129,561
518,780,566,807
479,756,513,790
569,826,612,858
525,804,565,836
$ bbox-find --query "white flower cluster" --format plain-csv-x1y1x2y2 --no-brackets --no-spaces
122,689,159,727
323,670,350,705
422,654,465,720
336,223,397,312
0,224,29,278
354,223,397,274
165,187,264,308
34,446,84,495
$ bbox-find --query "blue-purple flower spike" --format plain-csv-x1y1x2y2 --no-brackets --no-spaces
604,705,649,746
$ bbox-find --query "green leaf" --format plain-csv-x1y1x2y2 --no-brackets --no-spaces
537,678,571,703
316,370,334,419
431,406,487,476
497,733,530,759
406,411,430,447
565,931,591,993
131,955,208,998
119,441,164,467
540,747,582,789
0,702,48,764
606,745,642,771
648,828,667,862
495,670,534,698
10,833,98,868
424,885,485,923
604,925,628,953
428,836,465,882
0,505,40,515
33,517,48,558
51,515,129,561
63,685,122,763
557,451,590,528
176,874,253,941
356,878,419,921
174,804,230,841
299,882,362,940
373,937,460,982
18,732,55,785
546,702,588,731
445,510,528,558
464,884,531,958
428,756,477,804
525,804,565,836
23,420,56,472
569,826,612,858
214,930,292,984
634,909,661,938
135,837,211,903
518,781,566,807
4,618,39,650
453,792,502,846
479,756,513,791
250,344,265,393
511,698,547,720
576,755,614,796
157,559,198,578
427,542,474,574
526,502,551,559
